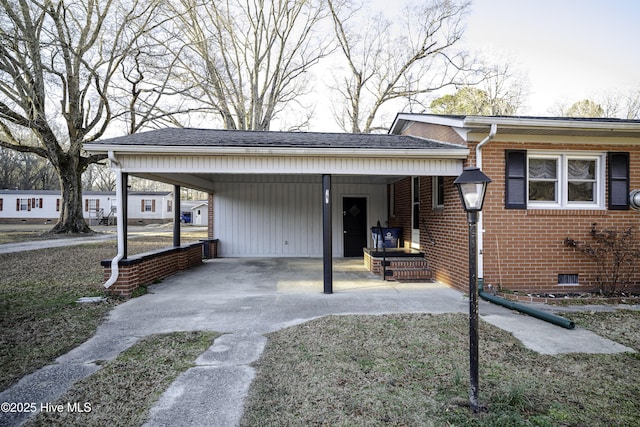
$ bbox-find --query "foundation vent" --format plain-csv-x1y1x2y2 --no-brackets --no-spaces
558,274,579,285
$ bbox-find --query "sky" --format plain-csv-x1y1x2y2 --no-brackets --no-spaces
308,0,640,131
461,0,640,115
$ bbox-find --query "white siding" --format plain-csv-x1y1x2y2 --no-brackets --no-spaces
122,154,463,177
214,176,387,257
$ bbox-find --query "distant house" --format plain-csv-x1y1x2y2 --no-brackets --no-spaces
190,202,208,226
0,190,173,225
82,117,640,295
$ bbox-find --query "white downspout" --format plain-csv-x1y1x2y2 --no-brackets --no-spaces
476,123,497,279
104,150,125,289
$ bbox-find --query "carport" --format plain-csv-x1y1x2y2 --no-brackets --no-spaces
84,128,469,294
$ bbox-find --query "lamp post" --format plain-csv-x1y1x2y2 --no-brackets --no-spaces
453,166,492,413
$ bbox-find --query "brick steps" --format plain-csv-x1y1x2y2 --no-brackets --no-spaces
366,255,433,282
387,267,433,281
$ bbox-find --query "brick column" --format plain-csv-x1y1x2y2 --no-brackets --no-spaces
207,192,214,239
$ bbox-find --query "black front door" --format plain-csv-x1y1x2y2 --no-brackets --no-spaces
343,197,367,257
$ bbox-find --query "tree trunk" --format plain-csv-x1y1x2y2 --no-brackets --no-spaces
50,155,91,234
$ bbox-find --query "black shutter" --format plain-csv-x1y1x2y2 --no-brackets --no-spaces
608,152,629,210
505,150,527,209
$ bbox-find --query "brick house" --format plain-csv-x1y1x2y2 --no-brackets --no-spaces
83,116,640,296
389,114,640,294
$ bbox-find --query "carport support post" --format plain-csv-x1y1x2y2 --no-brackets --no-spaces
322,174,333,294
467,210,479,413
174,185,181,247
122,172,128,259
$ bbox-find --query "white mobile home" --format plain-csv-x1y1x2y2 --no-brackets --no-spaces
0,190,173,225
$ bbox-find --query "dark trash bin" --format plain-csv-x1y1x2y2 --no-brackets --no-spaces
371,227,401,249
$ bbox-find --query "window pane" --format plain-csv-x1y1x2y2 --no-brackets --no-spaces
568,182,595,202
437,177,444,205
529,158,557,179
568,160,595,179
529,181,556,201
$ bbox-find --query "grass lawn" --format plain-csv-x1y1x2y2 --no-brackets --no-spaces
1,227,639,426
241,312,640,427
0,229,206,391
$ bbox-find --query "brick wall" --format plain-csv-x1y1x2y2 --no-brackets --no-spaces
389,177,412,247
389,176,469,291
480,140,640,294
101,243,204,297
421,176,469,291
404,122,467,145
389,138,640,294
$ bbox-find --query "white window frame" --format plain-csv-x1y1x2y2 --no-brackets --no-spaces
432,176,445,209
19,198,29,211
411,176,420,249
143,199,153,212
527,152,605,209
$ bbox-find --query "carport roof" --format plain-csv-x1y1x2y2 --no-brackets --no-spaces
87,127,466,151
85,128,470,191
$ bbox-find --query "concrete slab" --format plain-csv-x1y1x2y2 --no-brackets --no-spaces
143,365,255,427
481,313,635,355
145,333,267,427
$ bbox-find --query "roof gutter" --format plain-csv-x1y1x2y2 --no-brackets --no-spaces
475,124,497,280
475,123,497,169
83,144,469,159
103,150,125,289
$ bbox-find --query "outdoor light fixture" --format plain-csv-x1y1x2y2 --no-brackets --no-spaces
454,167,492,213
630,190,640,211
453,166,492,413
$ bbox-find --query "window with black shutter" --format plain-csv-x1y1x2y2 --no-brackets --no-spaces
608,152,630,210
505,150,527,209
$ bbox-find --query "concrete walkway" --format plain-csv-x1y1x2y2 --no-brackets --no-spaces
0,258,636,427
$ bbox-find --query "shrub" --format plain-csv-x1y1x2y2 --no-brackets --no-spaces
564,223,640,295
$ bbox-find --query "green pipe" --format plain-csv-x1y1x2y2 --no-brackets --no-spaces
479,281,575,329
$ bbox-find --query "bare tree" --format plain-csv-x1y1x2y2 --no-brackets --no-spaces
327,0,478,133
165,0,332,131
82,162,116,191
601,88,640,120
480,60,527,115
430,61,527,116
0,0,161,233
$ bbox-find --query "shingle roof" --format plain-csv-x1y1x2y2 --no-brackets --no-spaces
91,128,464,150
395,113,640,124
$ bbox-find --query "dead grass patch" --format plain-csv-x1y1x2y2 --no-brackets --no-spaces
242,312,640,427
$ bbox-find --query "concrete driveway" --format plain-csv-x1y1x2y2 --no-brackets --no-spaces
1,257,635,427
